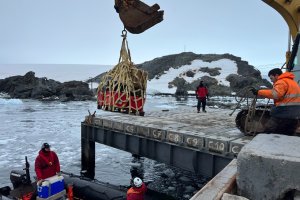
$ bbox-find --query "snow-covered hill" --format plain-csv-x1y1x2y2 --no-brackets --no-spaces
138,52,271,95
91,52,272,95
147,58,237,94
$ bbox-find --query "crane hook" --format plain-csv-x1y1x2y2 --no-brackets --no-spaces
122,29,127,38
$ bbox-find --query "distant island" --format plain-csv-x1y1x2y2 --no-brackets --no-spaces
0,71,94,101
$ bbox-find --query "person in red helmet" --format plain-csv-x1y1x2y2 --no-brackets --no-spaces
34,143,60,181
127,177,147,200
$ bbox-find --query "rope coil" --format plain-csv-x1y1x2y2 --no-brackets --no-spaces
232,86,270,136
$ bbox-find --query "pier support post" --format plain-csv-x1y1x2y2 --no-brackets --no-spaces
81,125,95,179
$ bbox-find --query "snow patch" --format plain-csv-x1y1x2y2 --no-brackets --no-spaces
147,59,237,94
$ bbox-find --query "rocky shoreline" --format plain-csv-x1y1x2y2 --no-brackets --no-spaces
0,71,95,102
0,71,249,110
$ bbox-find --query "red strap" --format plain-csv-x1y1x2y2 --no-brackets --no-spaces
22,192,33,200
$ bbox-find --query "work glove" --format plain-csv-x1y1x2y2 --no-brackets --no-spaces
37,179,44,186
250,88,258,95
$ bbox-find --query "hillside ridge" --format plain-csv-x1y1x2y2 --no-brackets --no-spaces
93,52,271,96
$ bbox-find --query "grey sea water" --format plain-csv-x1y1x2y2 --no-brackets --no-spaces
0,96,207,199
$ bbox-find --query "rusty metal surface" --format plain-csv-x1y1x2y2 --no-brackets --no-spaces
115,0,164,34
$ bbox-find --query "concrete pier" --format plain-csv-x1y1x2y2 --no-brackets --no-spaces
81,107,252,179
189,134,300,200
237,134,300,200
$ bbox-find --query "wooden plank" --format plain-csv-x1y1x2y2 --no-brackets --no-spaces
190,159,237,200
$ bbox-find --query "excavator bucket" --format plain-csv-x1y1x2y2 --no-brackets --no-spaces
115,0,164,34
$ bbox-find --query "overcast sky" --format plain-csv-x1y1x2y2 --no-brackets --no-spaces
0,0,289,72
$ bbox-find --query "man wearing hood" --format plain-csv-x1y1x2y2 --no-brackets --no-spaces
34,143,60,181
250,68,300,135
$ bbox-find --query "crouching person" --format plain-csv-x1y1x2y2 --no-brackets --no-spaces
127,177,147,200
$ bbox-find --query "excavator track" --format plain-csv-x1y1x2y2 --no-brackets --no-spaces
236,106,300,136
235,106,271,135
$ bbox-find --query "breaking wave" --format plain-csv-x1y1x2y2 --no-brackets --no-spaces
0,98,23,105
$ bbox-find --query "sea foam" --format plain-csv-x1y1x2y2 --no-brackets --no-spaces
0,98,23,105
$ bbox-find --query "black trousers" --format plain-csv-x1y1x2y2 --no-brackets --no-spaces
197,98,206,111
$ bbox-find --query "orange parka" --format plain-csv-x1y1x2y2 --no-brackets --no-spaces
258,72,300,107
127,183,147,200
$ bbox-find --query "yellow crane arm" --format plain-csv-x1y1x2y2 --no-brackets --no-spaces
262,0,300,40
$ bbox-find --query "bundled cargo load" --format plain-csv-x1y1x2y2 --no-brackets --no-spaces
97,30,147,116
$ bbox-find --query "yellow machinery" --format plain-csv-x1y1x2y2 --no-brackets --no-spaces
263,0,300,83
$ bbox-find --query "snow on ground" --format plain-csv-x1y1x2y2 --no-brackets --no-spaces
147,59,237,94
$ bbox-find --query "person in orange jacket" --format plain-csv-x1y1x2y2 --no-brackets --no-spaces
127,177,147,200
250,68,300,135
35,143,60,181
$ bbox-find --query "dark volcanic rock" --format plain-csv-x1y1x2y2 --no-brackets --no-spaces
136,52,258,80
0,71,94,101
57,81,93,101
135,52,272,95
199,67,221,76
185,70,195,77
0,71,60,99
226,74,272,92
